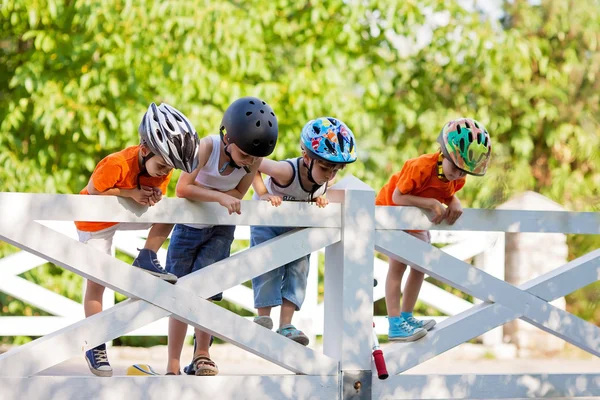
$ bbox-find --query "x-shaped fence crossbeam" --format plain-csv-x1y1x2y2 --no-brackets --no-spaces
376,230,600,374
0,194,343,377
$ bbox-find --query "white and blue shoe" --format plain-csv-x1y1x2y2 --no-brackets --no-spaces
85,344,112,377
402,312,436,331
387,316,427,342
132,248,177,283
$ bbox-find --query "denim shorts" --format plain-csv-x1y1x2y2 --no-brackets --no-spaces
166,224,236,301
250,226,310,311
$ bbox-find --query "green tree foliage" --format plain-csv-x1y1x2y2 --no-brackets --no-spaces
1,0,599,340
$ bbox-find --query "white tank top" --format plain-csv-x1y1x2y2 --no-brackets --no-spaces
252,157,327,202
185,135,247,229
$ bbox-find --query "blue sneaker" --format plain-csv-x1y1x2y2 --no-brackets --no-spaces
85,343,112,377
402,312,436,331
388,316,427,342
132,248,177,283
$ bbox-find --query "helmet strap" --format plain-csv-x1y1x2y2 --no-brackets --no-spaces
137,152,155,189
437,153,449,182
302,158,319,185
220,143,250,174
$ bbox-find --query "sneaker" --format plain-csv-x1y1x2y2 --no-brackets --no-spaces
403,313,436,331
85,344,113,377
253,316,273,330
132,248,177,284
387,316,427,342
277,324,309,346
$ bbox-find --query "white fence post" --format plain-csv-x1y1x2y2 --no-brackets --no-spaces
323,175,375,399
474,233,505,347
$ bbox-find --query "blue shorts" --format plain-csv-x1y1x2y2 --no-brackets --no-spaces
166,224,236,301
250,226,310,311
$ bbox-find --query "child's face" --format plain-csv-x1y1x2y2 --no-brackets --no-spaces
228,144,259,167
145,155,173,177
442,157,467,181
303,153,344,185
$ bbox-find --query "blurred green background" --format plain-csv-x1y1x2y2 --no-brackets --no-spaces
1,0,598,346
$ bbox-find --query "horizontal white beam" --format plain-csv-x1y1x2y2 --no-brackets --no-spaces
376,206,600,234
0,276,82,317
0,376,339,400
373,374,600,399
0,193,341,228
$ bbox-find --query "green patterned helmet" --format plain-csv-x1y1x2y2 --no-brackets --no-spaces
437,118,492,176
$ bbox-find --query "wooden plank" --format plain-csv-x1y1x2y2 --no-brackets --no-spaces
520,248,600,301
376,231,600,357
375,206,600,234
0,193,341,228
373,374,600,399
0,375,339,400
324,176,375,370
0,275,81,317
0,223,340,376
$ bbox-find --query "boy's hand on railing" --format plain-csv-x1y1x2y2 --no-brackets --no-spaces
446,197,463,225
260,193,282,207
146,188,162,207
427,199,446,224
314,196,329,208
129,186,154,206
218,194,242,215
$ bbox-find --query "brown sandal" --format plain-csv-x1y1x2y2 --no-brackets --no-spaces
193,356,219,376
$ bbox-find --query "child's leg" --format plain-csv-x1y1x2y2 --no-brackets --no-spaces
164,224,203,374
143,223,174,252
166,317,188,374
77,228,115,376
84,280,106,317
401,231,436,331
188,225,236,376
250,226,285,330
385,258,408,317
400,268,425,313
278,254,310,345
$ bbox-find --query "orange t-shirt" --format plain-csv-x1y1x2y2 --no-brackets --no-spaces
75,145,173,232
376,152,466,206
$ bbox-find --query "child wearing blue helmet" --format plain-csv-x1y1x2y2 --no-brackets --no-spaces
251,117,358,345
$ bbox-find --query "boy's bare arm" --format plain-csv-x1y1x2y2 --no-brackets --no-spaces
392,188,446,224
227,161,262,199
259,159,294,186
251,171,269,198
86,178,151,205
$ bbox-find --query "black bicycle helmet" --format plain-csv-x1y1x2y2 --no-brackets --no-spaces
219,97,278,157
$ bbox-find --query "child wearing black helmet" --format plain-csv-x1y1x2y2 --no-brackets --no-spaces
164,97,279,376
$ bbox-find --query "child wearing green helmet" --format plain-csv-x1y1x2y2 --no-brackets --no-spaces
376,118,491,342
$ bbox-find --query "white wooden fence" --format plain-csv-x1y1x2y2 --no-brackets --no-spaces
0,175,598,399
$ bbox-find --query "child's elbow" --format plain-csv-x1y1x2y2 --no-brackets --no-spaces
175,184,188,198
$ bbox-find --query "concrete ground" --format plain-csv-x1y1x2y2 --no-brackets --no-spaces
33,342,599,377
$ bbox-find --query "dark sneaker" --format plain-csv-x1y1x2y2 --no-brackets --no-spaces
85,344,113,377
132,248,177,283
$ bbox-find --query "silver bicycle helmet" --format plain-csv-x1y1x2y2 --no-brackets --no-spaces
139,103,200,173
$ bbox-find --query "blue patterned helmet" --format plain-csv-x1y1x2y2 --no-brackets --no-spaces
300,117,357,164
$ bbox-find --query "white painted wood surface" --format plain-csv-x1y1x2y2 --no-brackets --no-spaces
0,182,598,399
